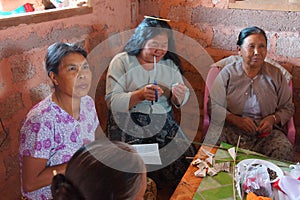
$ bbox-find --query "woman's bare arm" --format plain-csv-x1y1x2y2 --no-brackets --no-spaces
22,156,67,192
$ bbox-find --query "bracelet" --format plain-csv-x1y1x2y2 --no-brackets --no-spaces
272,114,277,124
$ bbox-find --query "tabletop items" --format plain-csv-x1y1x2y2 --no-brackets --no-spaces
192,144,299,200
273,162,300,200
191,146,231,178
235,160,300,200
192,157,230,178
235,159,282,199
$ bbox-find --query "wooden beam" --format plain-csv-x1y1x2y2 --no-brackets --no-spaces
229,0,300,12
0,6,93,30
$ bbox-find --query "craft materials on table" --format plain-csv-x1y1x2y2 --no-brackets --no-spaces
192,143,297,200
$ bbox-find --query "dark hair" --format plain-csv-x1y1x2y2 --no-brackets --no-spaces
124,16,183,73
51,140,145,200
45,42,87,76
51,174,83,200
237,26,267,46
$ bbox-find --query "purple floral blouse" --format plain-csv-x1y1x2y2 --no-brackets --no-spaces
19,95,99,200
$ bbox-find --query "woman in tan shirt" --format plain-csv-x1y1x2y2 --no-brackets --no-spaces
208,26,294,161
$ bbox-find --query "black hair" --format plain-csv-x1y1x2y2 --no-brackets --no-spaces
124,16,183,73
45,42,87,76
51,174,84,200
51,141,145,200
237,26,267,46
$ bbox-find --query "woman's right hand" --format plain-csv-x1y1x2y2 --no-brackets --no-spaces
142,84,164,102
227,114,257,135
129,84,164,109
235,117,257,134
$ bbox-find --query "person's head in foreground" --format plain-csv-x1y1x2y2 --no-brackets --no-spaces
51,140,147,200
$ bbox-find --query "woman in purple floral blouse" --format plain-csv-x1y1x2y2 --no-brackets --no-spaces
19,42,99,200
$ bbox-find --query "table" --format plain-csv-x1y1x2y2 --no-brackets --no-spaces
170,144,293,200
170,145,217,200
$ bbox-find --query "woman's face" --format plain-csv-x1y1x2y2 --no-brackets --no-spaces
51,53,92,98
139,33,169,64
238,33,267,68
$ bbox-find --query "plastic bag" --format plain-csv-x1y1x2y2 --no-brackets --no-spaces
290,162,300,179
241,163,273,199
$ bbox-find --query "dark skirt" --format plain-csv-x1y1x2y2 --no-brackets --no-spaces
106,110,197,188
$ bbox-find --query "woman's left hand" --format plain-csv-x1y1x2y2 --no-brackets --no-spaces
256,115,275,134
171,83,188,106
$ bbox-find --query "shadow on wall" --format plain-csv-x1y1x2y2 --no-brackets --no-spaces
0,48,51,121
0,46,24,59
95,67,109,135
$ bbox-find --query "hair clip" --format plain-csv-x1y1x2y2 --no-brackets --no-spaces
144,16,171,22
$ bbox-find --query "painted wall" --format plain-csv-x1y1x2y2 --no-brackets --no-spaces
0,0,138,198
138,0,300,149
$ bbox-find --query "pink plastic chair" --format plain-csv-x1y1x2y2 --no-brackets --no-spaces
202,66,296,145
287,82,296,145
202,67,221,140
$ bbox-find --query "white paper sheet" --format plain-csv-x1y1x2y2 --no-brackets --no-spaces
131,143,162,165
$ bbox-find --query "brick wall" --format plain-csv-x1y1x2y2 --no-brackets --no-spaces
139,0,300,150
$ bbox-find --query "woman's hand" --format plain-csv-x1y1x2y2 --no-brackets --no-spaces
129,84,163,109
227,114,257,135
143,84,164,101
171,83,188,106
256,115,274,134
236,117,258,134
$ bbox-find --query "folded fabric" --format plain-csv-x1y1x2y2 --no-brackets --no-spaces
246,192,272,200
278,176,300,200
